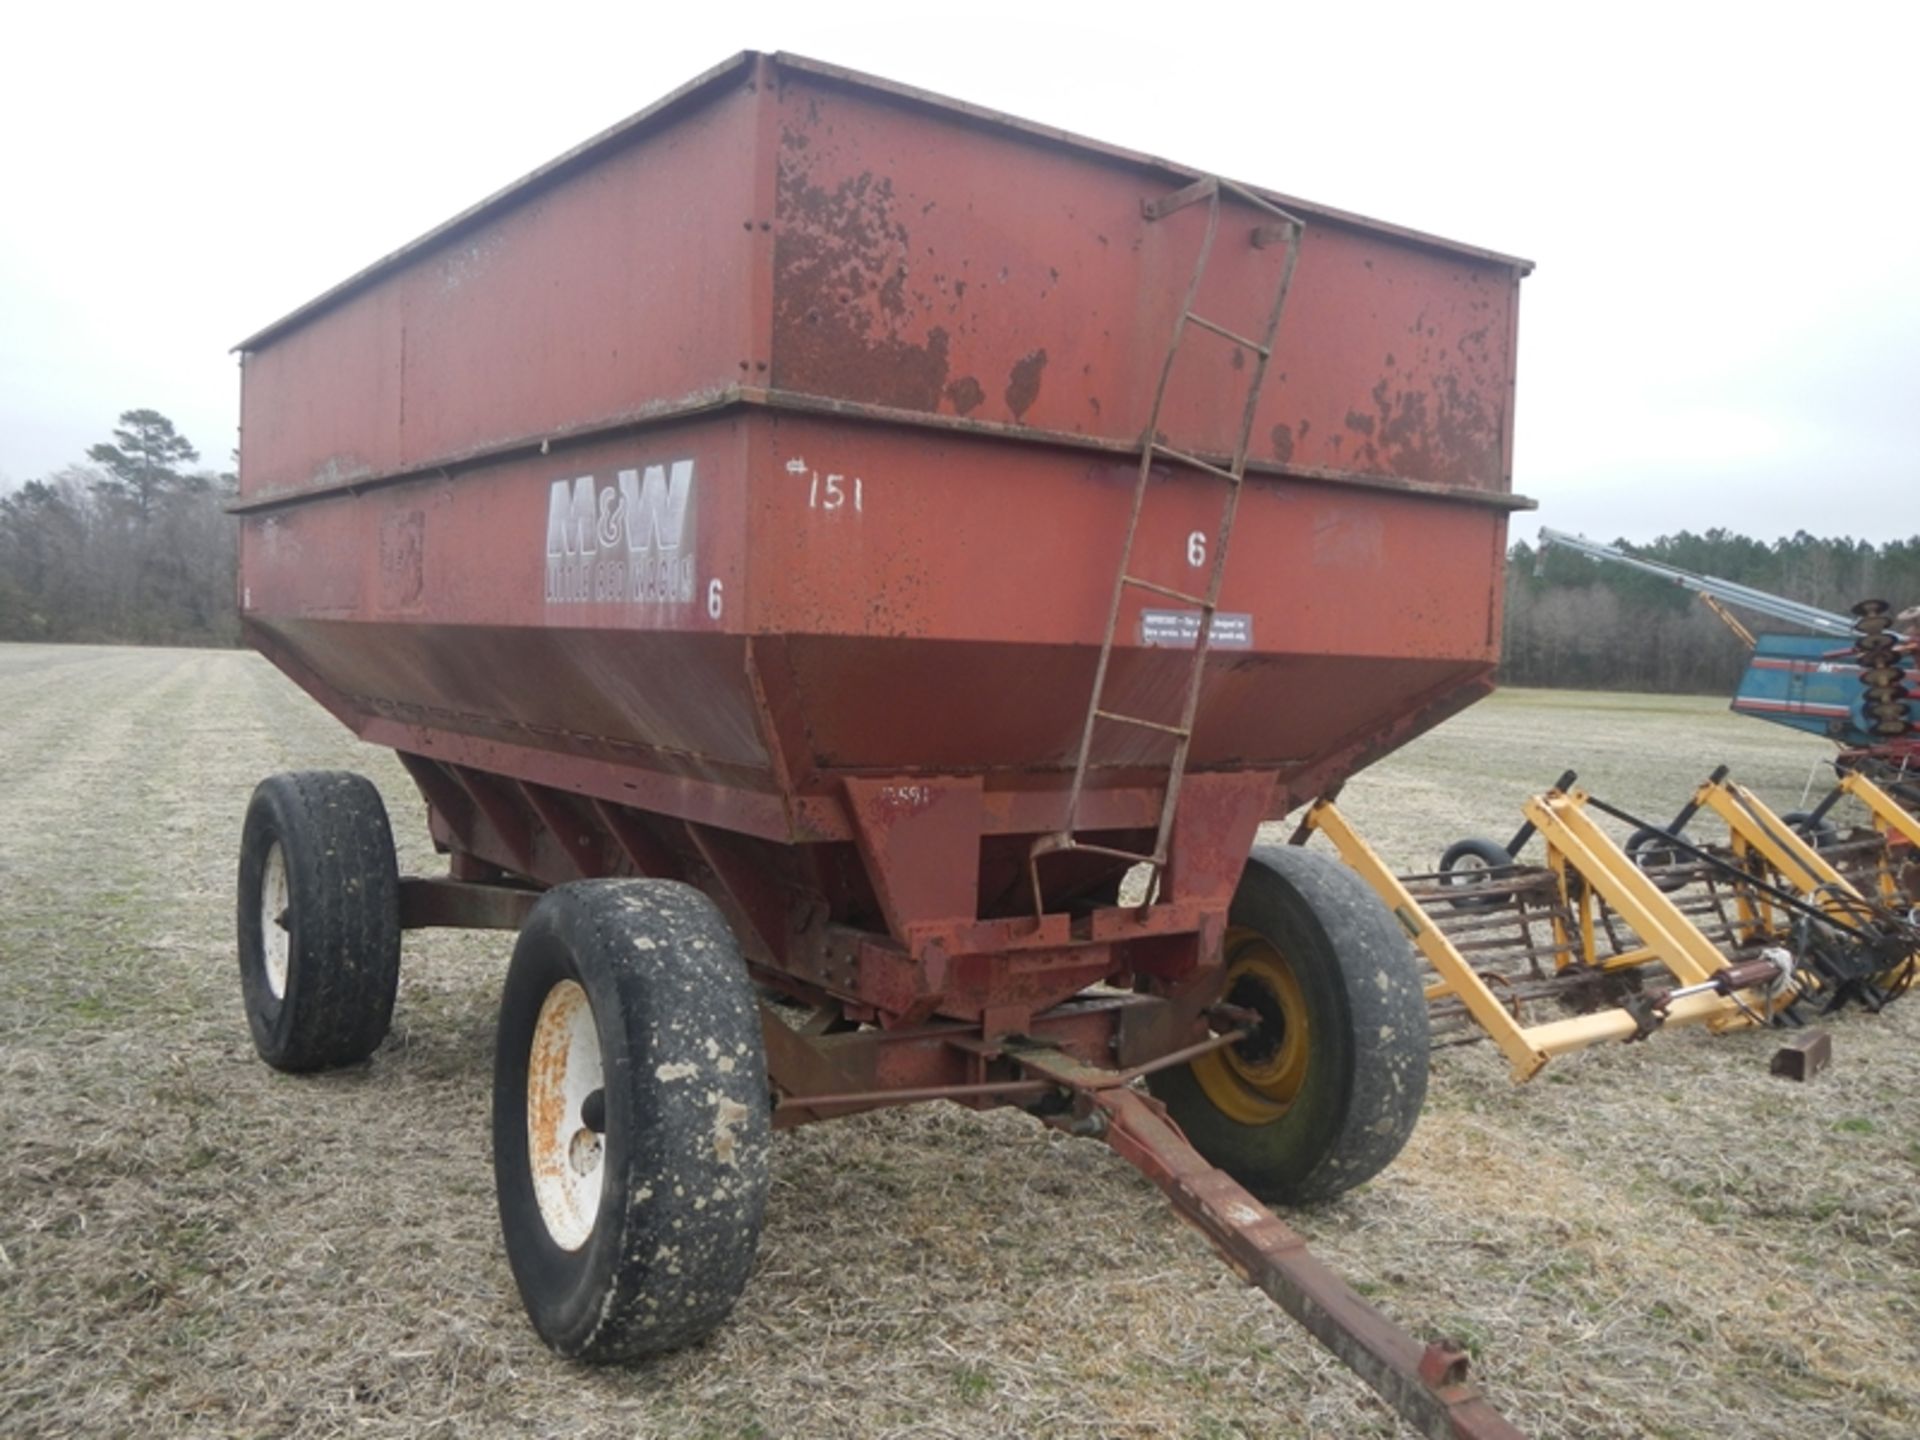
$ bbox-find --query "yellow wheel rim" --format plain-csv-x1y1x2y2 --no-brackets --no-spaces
1191,926,1312,1125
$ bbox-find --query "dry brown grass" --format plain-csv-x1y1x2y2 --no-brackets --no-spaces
1,646,1915,1439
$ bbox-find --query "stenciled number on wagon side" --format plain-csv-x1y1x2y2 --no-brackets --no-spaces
1188,531,1208,568
788,456,864,515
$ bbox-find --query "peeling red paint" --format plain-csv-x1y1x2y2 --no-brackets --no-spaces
1004,348,1047,421
945,376,985,415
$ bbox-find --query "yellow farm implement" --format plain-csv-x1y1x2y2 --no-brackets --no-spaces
1305,770,1919,1081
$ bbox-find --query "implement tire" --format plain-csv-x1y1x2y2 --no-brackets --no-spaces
236,770,401,1072
1147,846,1428,1206
493,880,771,1362
1437,836,1516,911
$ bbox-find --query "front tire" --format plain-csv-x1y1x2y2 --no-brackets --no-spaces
493,880,772,1362
1147,847,1429,1206
236,771,402,1072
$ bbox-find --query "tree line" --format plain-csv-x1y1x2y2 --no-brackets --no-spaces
0,410,239,646
1503,530,1920,694
2,416,1915,693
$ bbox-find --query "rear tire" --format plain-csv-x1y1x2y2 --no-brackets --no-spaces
236,771,401,1072
1147,847,1428,1206
493,880,771,1361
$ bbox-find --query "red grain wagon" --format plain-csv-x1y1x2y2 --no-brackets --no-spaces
232,52,1532,1437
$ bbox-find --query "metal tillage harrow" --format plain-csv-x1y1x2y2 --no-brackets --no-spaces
1309,770,1919,1080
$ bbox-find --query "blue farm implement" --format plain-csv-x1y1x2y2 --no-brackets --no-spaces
1536,530,1917,765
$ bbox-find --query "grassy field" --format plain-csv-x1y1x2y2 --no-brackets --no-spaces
2,644,1915,1439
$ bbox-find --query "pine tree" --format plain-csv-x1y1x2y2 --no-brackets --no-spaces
86,409,200,523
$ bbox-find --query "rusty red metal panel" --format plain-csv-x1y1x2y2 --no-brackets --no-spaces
767,67,1522,493
238,52,1526,508
242,406,1504,830
238,71,765,504
841,776,984,936
234,48,1529,866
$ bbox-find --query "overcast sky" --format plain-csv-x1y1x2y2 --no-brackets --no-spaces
3,1,1914,545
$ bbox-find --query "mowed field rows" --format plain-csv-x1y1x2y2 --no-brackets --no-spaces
1,644,1915,1439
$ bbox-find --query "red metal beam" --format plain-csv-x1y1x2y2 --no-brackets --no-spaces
1012,1046,1526,1440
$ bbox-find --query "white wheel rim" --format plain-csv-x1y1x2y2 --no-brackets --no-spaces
1449,854,1492,888
261,841,291,1000
526,979,605,1251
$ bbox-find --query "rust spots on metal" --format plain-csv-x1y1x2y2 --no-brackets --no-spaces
1313,301,1504,486
377,509,426,611
944,375,985,415
772,155,952,412
1004,348,1048,422
1418,1340,1473,1389
1269,424,1294,464
526,1005,573,1193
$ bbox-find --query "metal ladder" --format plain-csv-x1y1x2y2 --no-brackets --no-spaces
1032,176,1305,905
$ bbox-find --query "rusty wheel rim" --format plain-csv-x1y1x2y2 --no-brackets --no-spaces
1192,926,1311,1125
526,979,605,1251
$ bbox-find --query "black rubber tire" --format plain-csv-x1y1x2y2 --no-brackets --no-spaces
1779,811,1840,850
1625,826,1690,894
236,770,402,1072
1436,836,1516,911
1146,846,1429,1206
493,880,772,1362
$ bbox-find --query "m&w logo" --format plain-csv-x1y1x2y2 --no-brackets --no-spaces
544,460,696,605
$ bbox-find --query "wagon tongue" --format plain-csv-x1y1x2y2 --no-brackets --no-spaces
1010,1046,1527,1440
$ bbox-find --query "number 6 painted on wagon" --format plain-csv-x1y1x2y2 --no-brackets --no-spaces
1188,531,1208,568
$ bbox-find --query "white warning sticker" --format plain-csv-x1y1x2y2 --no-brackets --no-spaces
1140,609,1253,649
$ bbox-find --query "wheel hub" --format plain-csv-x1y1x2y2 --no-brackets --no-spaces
1226,972,1288,1066
1192,927,1312,1125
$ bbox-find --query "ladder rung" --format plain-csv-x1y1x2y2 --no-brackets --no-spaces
1186,312,1270,356
1122,574,1211,606
1050,839,1162,867
1095,709,1191,738
1150,443,1241,483
1142,176,1218,221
